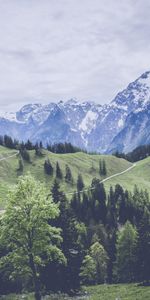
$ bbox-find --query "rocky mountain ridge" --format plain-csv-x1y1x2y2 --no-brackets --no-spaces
1,71,150,153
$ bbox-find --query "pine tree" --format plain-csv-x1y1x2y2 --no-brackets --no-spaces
4,135,14,149
137,212,150,282
35,143,43,157
51,179,63,203
21,148,31,162
77,174,84,192
99,159,102,175
56,162,63,179
18,156,24,172
44,159,53,176
65,165,73,184
91,178,107,224
99,159,107,176
102,159,107,176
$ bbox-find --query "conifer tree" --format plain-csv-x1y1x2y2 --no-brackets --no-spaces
102,159,107,176
137,212,150,282
44,159,53,176
21,148,31,162
77,174,84,192
51,179,63,203
65,164,73,184
56,161,63,179
99,159,107,176
99,159,102,175
18,156,24,172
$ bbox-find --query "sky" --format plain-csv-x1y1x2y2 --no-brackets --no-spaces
0,0,150,111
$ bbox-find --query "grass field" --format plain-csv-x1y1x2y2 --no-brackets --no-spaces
0,146,131,207
86,283,150,300
0,145,150,208
104,156,150,193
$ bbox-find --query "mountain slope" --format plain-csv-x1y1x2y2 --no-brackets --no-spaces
1,71,150,152
0,146,131,207
1,146,150,209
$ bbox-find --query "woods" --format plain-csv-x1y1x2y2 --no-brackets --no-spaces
0,172,149,296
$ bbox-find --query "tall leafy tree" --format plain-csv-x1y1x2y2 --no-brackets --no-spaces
114,221,138,283
0,175,65,300
80,241,108,285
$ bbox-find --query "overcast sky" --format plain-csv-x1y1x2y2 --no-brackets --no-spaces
0,0,150,111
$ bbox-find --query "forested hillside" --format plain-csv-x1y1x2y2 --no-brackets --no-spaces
0,144,149,299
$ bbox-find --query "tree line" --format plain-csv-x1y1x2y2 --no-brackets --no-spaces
113,144,150,162
0,135,84,154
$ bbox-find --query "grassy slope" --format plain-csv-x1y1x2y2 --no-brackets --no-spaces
0,146,131,207
86,284,150,300
104,156,150,193
0,145,150,207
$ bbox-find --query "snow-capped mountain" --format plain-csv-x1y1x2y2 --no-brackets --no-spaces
1,71,150,153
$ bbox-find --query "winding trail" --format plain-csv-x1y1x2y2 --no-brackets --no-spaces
65,163,136,196
100,163,136,183
0,150,19,161
0,153,136,214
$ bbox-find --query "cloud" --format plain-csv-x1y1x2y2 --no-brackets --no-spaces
0,0,150,111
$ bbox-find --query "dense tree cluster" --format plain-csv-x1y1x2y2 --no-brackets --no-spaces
47,142,85,154
113,144,150,162
0,135,84,154
0,172,149,298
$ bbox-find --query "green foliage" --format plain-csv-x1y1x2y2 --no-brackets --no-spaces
90,242,108,284
20,149,31,162
99,159,107,176
77,174,84,191
18,156,24,172
86,283,150,300
44,159,53,176
114,221,138,282
80,254,96,285
80,241,108,285
0,175,66,299
51,179,63,203
65,164,73,184
56,161,63,179
137,212,150,282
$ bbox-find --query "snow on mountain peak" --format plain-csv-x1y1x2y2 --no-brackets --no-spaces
65,98,79,106
1,70,150,153
0,111,18,122
79,110,98,133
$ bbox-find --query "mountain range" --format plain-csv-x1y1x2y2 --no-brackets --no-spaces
1,71,150,153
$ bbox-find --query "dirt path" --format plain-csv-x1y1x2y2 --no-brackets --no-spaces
0,156,136,214
0,151,19,161
66,163,136,196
